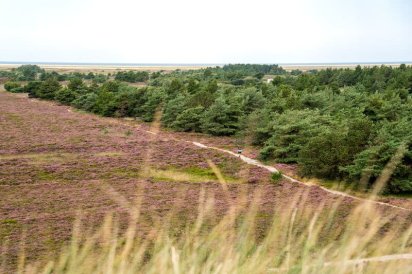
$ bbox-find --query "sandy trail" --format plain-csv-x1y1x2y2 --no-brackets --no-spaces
190,141,411,212
268,252,412,271
141,127,411,212
3,90,411,213
3,93,408,213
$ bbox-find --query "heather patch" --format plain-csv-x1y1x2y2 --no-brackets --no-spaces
1,91,411,272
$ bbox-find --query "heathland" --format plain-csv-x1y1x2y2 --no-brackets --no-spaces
1,64,412,273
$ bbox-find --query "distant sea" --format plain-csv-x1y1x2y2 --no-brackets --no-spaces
0,61,411,66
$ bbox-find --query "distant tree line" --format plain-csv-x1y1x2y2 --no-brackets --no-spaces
115,71,149,83
2,64,412,193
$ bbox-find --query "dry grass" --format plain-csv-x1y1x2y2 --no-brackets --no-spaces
12,187,412,274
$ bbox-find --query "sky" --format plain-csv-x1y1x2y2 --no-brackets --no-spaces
0,0,411,64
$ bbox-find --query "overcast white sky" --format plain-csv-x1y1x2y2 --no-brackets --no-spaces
0,0,411,64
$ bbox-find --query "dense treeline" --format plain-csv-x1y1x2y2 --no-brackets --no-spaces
2,65,108,85
2,64,412,193
115,71,149,82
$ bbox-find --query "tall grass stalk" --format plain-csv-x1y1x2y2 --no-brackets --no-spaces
11,185,411,274
3,105,411,274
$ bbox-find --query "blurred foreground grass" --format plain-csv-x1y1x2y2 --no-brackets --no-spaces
8,185,411,274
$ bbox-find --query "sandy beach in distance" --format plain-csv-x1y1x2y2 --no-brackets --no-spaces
281,63,411,71
0,63,208,73
0,62,410,73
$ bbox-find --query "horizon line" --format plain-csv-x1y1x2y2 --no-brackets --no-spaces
1,61,412,67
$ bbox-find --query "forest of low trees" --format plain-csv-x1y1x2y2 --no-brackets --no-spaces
3,64,412,193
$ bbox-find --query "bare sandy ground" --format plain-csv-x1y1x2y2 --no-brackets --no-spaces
1,63,410,73
0,64,208,73
281,63,411,72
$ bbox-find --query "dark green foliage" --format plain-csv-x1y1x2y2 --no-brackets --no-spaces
68,78,85,91
0,70,13,78
14,65,44,81
111,87,144,117
172,106,204,132
298,116,373,179
39,71,66,81
55,88,78,105
271,172,283,182
24,81,43,98
200,96,241,136
24,79,61,99
72,93,98,112
140,88,165,122
290,69,303,76
221,64,286,77
165,79,186,98
4,81,21,92
298,129,348,179
236,87,265,114
94,91,118,116
343,119,412,192
101,81,121,93
231,79,245,86
92,74,108,84
35,78,61,100
186,79,200,94
259,110,331,162
115,71,149,83
5,64,412,193
162,95,187,126
188,89,216,108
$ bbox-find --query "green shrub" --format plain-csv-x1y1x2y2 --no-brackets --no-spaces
271,171,283,182
55,88,78,105
4,81,21,91
10,86,25,93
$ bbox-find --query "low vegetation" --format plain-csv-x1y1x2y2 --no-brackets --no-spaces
1,71,412,273
2,64,412,194
12,188,412,274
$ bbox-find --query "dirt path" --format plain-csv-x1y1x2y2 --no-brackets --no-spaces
141,126,411,212
2,90,412,273
268,252,412,271
2,86,409,213
190,141,412,212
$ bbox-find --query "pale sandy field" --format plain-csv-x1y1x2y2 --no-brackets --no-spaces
281,63,411,71
0,63,410,73
0,64,208,73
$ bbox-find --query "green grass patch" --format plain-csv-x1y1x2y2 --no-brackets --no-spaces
102,167,141,179
95,151,125,157
3,112,23,123
0,152,76,164
148,166,242,184
66,136,86,144
271,171,283,183
100,166,242,183
0,219,20,241
36,170,58,181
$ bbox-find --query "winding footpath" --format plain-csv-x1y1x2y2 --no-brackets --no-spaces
190,141,411,212
142,126,411,212
268,253,412,271
192,136,412,269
